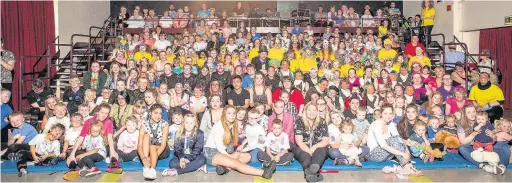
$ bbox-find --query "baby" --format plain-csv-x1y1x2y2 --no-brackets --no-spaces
351,107,370,145
338,122,363,167
408,121,433,163
442,115,458,135
473,112,495,152
494,119,512,142
427,116,441,142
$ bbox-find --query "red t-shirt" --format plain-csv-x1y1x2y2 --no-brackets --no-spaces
405,43,426,57
79,116,114,137
272,88,305,112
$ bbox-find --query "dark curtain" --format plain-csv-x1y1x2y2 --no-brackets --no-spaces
479,26,512,109
1,1,56,111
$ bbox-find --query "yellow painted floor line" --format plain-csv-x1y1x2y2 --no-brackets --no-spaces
96,173,123,182
254,176,274,182
408,175,433,182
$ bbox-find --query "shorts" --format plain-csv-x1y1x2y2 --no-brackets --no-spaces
203,147,218,165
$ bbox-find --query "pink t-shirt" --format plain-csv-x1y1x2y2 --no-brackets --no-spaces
267,112,295,143
79,116,114,137
446,97,474,114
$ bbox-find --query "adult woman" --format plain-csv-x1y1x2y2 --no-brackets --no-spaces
138,104,170,179
104,62,126,90
411,73,431,105
478,50,494,74
445,87,474,115
368,103,421,175
203,105,276,179
206,34,221,51
421,0,435,43
159,11,173,28
249,73,272,111
111,91,133,137
450,63,469,87
408,46,431,69
271,76,305,114
468,73,504,123
207,80,227,106
420,91,443,115
117,6,130,28
378,20,390,38
397,104,419,142
292,102,329,182
458,105,509,174
200,95,224,140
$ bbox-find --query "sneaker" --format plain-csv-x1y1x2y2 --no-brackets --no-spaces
143,167,151,179
305,173,323,182
7,153,16,160
262,161,271,168
150,168,157,179
262,161,277,179
162,168,178,177
216,166,229,175
196,165,208,174
79,167,90,177
307,164,320,175
85,167,101,177
18,168,27,177
482,164,506,175
106,161,123,174
333,158,348,165
63,169,80,181
280,160,293,166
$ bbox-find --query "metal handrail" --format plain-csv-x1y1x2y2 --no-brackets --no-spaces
70,34,93,75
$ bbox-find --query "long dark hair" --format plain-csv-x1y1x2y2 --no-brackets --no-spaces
398,104,418,139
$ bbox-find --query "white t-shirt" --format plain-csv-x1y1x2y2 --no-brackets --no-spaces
159,93,171,108
242,123,266,152
83,135,107,158
367,121,400,151
189,96,207,111
204,122,229,154
44,116,70,133
154,40,171,51
29,134,61,155
117,130,139,152
168,124,179,149
328,124,342,145
264,132,290,155
64,127,82,147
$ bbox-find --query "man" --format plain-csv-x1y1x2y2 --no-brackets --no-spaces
65,104,121,179
250,27,261,41
159,63,178,89
378,39,397,61
251,47,270,74
1,89,13,142
232,1,245,16
267,100,295,143
404,35,426,58
343,97,360,120
388,2,401,16
305,77,328,103
197,3,210,19
242,64,256,89
176,63,197,94
1,38,16,108
82,61,107,96
26,79,53,120
444,44,465,70
314,6,327,27
62,75,85,114
291,24,303,35
211,61,232,89
168,4,177,18
227,76,250,108
129,76,149,104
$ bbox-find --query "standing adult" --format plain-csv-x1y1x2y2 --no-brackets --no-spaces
421,0,435,44
0,38,15,108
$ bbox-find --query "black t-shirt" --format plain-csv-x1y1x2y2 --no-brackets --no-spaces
294,118,328,146
343,110,357,120
227,89,249,107
211,72,232,88
233,7,245,15
26,87,53,107
63,87,86,114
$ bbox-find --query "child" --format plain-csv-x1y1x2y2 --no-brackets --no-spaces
22,124,65,176
373,109,382,121
189,86,207,116
431,105,444,122
253,103,269,130
132,100,147,126
442,114,458,135
408,121,433,163
158,83,171,110
419,114,429,123
393,96,406,123
473,112,495,152
78,104,92,121
427,116,440,141
95,88,111,105
352,107,370,145
236,107,248,143
116,116,139,162
494,119,512,142
84,89,97,115
338,122,363,167
169,110,184,150
61,113,84,159
163,114,207,177
238,108,266,163
77,121,107,177
257,119,294,165
43,103,70,133
138,104,170,180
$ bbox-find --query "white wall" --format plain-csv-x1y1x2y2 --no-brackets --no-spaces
57,0,110,54
431,1,454,45
403,0,422,18
460,1,512,31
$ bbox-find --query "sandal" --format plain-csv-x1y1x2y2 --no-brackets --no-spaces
196,165,208,174
162,168,178,177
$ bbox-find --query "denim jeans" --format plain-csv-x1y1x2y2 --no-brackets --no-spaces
248,148,263,163
459,142,510,166
169,155,207,174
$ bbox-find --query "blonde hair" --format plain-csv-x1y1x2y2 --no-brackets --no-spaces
495,118,512,134
175,114,198,140
221,105,238,146
301,102,321,130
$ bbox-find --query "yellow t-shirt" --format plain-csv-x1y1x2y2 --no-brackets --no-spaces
421,8,436,26
469,84,504,106
356,67,364,77
340,64,354,78
133,52,153,63
408,56,431,69
378,49,397,61
248,48,260,61
166,54,176,63
290,57,317,73
316,50,335,61
197,58,206,67
268,48,286,62
378,26,388,38
294,50,302,60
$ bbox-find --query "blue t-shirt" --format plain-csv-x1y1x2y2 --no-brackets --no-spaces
1,104,13,129
11,123,38,144
242,74,254,89
474,122,495,143
291,28,303,35
427,126,439,140
409,133,425,144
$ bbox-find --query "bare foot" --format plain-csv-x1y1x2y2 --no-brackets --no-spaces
355,160,362,167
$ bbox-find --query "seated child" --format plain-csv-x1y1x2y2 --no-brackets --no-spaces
77,121,107,178
158,83,171,110
419,114,429,123
188,86,208,116
473,112,495,152
23,124,65,176
78,104,92,121
95,88,111,105
430,105,444,122
427,116,440,142
43,103,70,133
116,116,139,162
257,119,294,165
441,114,458,135
494,119,512,142
169,110,184,150
253,103,269,130
138,104,170,180
236,107,248,143
338,122,363,167
1,112,38,158
238,108,266,163
351,106,370,145
408,121,434,163
61,113,84,159
163,114,207,177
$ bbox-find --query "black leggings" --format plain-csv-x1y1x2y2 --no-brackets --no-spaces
77,153,104,169
290,143,328,173
1,144,35,171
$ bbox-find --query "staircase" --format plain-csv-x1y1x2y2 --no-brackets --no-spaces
18,15,119,111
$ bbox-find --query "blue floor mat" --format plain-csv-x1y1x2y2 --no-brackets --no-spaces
1,153,510,173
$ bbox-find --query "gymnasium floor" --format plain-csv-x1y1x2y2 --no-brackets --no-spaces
1,169,512,182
